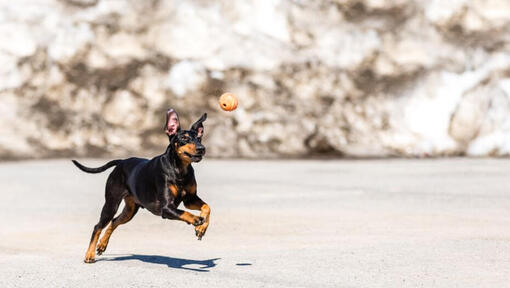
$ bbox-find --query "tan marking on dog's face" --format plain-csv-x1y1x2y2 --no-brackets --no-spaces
175,143,196,165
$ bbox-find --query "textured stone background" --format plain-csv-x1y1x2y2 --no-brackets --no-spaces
1,0,509,159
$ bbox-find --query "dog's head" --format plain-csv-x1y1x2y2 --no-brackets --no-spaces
167,113,207,163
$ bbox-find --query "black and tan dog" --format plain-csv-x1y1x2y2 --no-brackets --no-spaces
72,113,210,263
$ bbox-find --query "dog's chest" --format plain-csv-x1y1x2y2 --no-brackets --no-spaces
168,183,191,199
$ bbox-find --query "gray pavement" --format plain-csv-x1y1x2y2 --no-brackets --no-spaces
1,158,509,287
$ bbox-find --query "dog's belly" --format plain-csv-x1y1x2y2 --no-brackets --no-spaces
125,159,165,216
139,201,162,215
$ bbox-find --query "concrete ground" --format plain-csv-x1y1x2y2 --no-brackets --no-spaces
1,158,509,287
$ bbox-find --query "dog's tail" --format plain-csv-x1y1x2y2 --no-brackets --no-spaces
71,159,121,174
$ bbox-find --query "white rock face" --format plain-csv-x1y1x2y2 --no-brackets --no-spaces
0,0,509,159
165,61,207,98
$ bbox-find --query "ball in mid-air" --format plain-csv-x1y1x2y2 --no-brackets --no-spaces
219,92,238,111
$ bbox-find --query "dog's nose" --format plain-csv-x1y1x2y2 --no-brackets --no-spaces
196,146,206,155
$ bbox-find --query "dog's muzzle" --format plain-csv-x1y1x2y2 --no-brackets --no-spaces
185,146,205,162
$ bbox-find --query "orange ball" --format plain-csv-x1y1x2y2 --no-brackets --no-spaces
219,92,238,111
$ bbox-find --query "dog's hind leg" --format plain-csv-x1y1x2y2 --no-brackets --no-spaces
84,168,126,263
96,196,139,255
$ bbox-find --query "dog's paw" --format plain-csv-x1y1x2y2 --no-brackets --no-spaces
96,244,106,256
195,222,209,240
192,216,204,226
84,257,96,264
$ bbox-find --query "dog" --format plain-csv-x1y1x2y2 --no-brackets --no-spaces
72,113,210,263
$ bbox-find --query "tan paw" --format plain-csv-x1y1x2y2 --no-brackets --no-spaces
84,256,96,264
96,241,108,256
195,222,209,240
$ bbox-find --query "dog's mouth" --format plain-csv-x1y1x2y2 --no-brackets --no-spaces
184,152,203,162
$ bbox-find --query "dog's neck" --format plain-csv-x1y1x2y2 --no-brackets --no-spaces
162,144,190,182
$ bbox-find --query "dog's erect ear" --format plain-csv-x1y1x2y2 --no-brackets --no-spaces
167,129,180,142
164,109,181,141
191,113,207,138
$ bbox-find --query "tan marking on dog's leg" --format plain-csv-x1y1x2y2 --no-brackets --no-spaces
84,229,102,263
96,197,137,255
195,204,210,239
184,198,210,240
168,184,179,197
179,211,202,225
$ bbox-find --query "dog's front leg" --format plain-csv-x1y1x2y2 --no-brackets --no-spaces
161,204,204,226
158,180,203,226
184,195,210,240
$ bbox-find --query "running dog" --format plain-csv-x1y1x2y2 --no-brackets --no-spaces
72,113,210,263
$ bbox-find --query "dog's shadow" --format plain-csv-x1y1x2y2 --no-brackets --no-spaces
98,254,220,272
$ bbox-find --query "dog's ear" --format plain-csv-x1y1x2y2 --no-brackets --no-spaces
167,128,181,142
164,109,181,141
191,113,207,138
